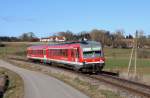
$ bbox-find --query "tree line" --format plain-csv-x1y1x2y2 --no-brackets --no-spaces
0,29,150,48
57,29,150,48
0,32,38,42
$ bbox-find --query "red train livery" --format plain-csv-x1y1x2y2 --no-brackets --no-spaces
27,41,105,72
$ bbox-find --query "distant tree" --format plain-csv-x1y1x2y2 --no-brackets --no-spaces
0,36,20,42
129,34,133,39
112,30,126,48
148,35,150,39
27,32,36,39
126,34,133,39
104,31,112,46
137,30,147,48
78,31,91,41
19,32,36,41
57,30,75,41
20,33,29,41
90,29,111,47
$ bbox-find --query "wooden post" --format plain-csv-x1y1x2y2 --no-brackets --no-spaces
127,31,138,77
134,31,138,77
127,46,134,76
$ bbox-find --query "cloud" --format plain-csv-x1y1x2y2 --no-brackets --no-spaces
0,16,36,23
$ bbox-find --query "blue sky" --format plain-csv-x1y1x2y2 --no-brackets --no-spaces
0,0,150,38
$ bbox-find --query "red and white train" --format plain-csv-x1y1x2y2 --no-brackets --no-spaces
27,41,105,73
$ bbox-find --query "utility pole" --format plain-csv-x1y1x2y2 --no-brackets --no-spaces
127,31,138,77
134,31,138,77
127,45,134,76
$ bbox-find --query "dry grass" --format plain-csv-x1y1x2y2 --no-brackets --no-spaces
49,73,121,98
0,67,24,98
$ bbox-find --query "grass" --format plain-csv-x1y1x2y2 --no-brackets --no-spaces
0,42,28,58
100,90,121,98
0,67,24,98
105,58,150,68
103,48,150,74
104,48,131,58
0,42,58,58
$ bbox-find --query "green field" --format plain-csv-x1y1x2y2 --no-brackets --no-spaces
0,42,150,74
0,42,28,57
104,48,150,75
104,48,150,68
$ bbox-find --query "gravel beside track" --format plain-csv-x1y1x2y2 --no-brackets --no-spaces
91,74,150,98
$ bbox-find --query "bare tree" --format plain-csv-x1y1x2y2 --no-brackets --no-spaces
90,29,111,46
111,30,126,48
19,32,36,41
78,31,91,40
57,30,74,41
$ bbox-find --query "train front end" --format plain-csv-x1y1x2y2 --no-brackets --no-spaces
80,41,105,73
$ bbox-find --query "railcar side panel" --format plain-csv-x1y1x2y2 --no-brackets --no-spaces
27,41,105,72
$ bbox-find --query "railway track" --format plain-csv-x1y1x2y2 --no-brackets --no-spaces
9,56,150,98
90,74,150,97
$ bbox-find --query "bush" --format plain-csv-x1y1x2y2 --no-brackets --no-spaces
0,43,5,47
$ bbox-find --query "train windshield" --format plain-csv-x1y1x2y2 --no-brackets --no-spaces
83,50,102,58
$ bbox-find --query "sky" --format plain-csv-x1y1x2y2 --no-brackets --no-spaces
0,0,150,38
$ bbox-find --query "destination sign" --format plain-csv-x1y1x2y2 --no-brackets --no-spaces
83,47,101,51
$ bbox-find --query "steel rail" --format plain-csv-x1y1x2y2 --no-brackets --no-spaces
91,74,150,97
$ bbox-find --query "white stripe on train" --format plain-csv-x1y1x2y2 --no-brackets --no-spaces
27,56,104,66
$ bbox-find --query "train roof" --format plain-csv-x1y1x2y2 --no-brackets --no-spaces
28,41,101,49
49,41,101,46
78,41,102,49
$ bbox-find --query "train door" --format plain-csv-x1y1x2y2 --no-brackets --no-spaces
43,49,47,63
70,49,75,62
71,48,79,62
75,48,79,62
